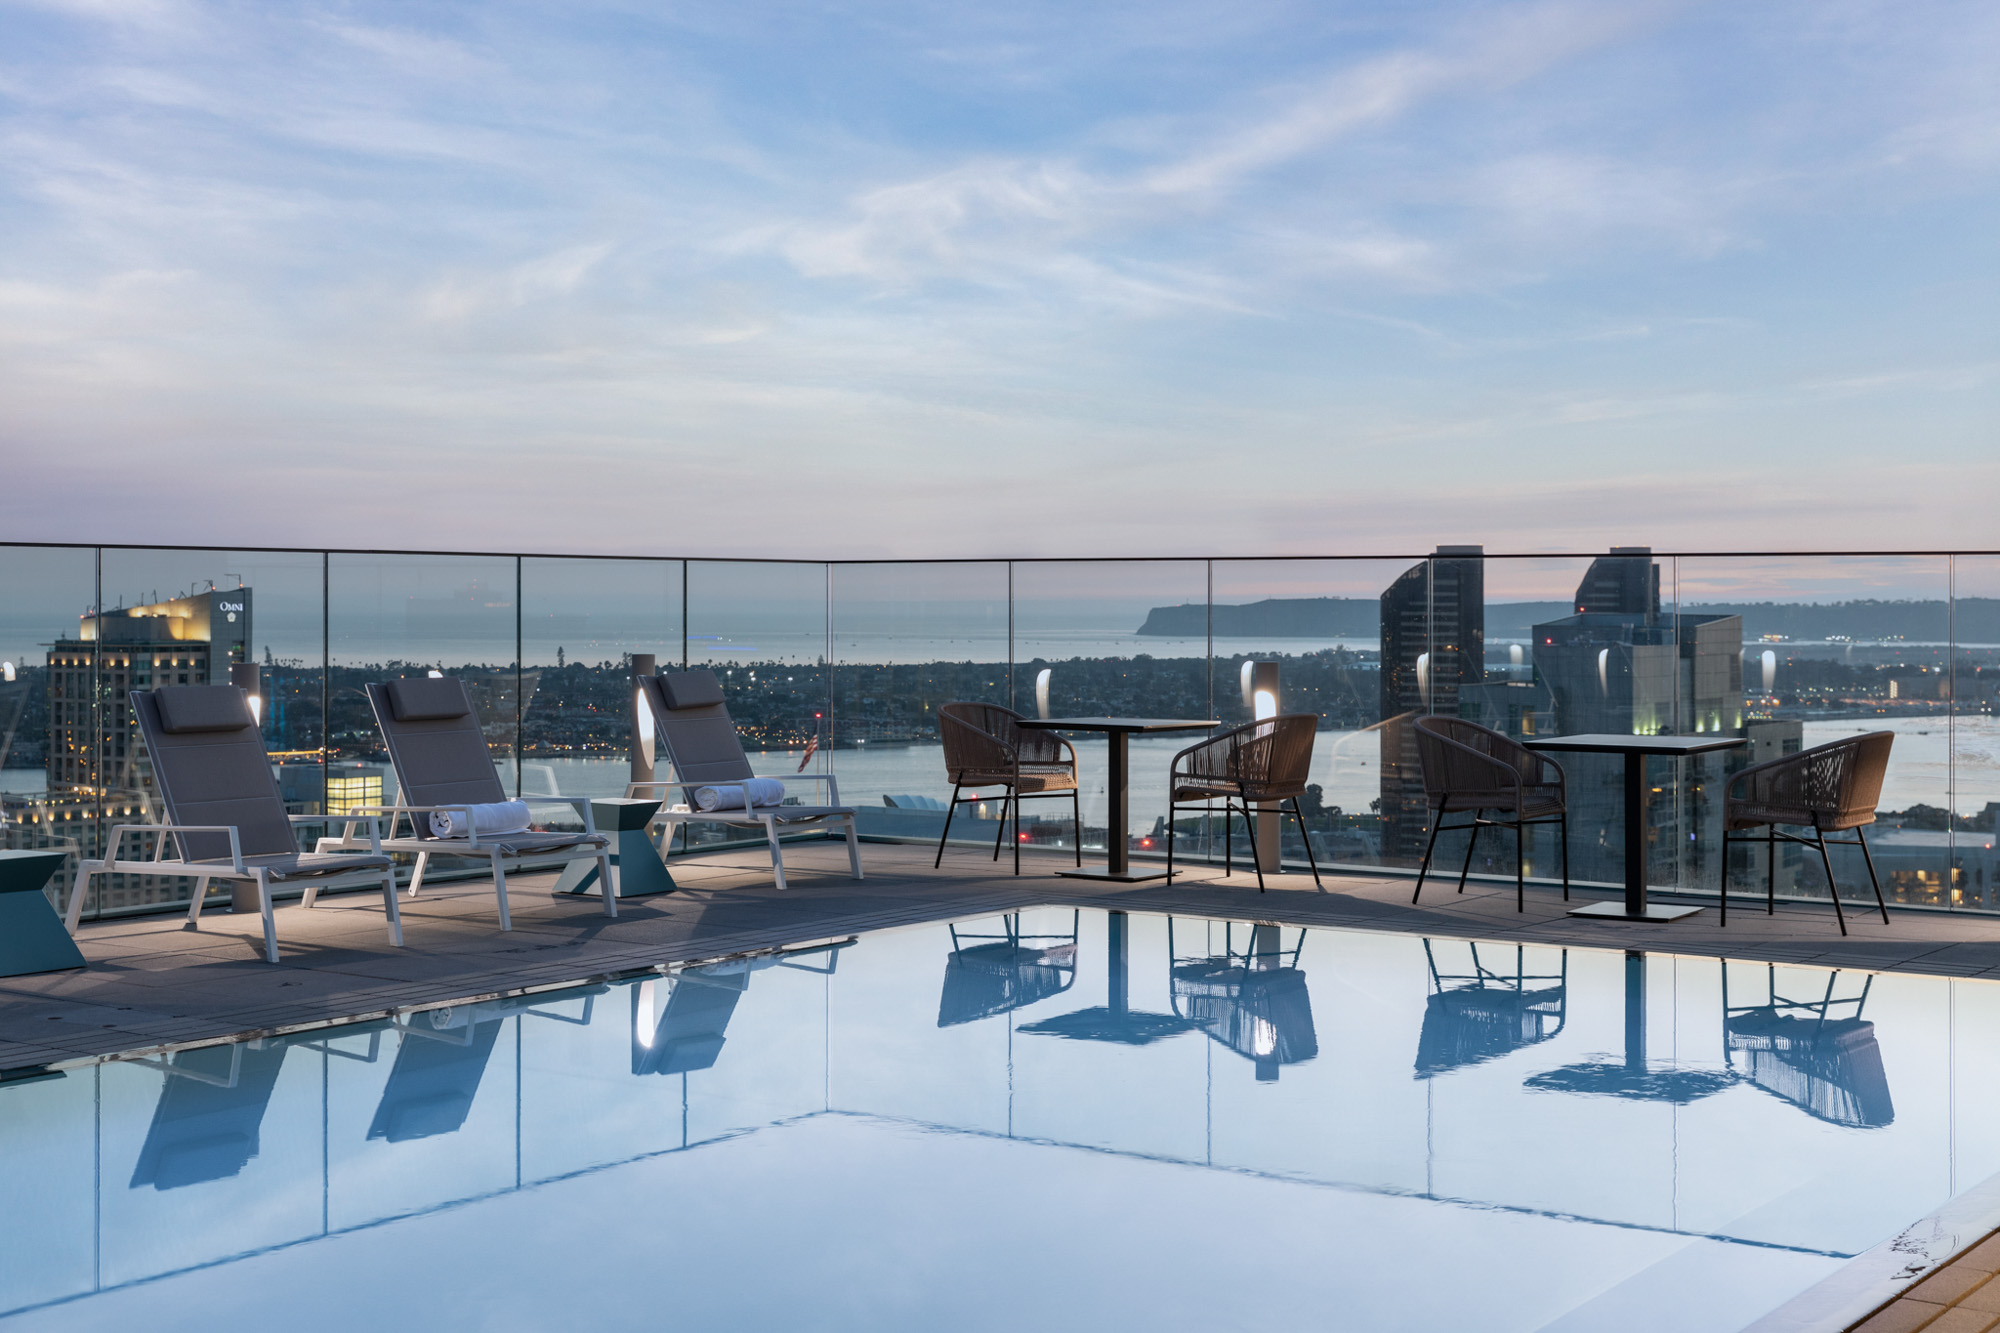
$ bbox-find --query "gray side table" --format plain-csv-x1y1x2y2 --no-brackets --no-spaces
0,850,88,976
554,797,677,899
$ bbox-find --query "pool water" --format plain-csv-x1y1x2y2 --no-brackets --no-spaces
3,908,1998,1331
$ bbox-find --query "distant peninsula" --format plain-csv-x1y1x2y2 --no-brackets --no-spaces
1138,597,2000,642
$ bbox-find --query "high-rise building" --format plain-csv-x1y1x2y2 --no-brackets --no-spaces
1378,546,1483,863
47,588,251,799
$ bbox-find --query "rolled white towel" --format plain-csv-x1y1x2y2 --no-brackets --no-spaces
692,777,785,812
429,800,532,839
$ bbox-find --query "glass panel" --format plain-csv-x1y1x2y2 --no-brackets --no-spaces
327,553,519,817
519,556,683,805
682,561,829,848
92,548,326,916
830,562,1009,845
1952,556,2000,909
1011,560,1209,864
0,545,99,917
1479,552,1629,892
1206,557,1415,874
1675,554,1952,911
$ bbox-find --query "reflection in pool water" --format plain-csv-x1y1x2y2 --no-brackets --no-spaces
2,910,1996,1331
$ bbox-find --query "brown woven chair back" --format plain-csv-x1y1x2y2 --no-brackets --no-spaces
1726,731,1894,831
1176,715,1317,801
938,702,1065,779
1413,716,1546,800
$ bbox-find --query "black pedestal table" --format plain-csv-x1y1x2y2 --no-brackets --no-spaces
1523,733,1746,923
1018,717,1218,883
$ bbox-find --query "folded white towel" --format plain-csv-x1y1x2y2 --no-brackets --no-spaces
429,800,532,839
693,778,785,812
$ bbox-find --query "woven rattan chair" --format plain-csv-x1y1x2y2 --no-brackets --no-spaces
1164,714,1321,892
935,702,1080,875
1411,716,1568,913
1720,731,1893,935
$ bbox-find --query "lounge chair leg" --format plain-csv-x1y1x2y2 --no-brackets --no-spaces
1457,811,1481,894
1857,825,1889,924
935,783,962,868
185,875,208,927
65,867,93,933
303,878,320,910
409,851,430,897
1812,823,1847,936
492,853,512,931
596,851,617,917
381,869,403,947
764,817,788,891
1413,810,1444,905
257,870,279,964
1291,797,1321,890
845,815,863,880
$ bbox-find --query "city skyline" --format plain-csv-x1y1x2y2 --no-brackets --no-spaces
1,0,1994,557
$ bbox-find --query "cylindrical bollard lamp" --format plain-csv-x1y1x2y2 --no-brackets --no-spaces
229,662,261,724
1245,662,1282,872
630,653,657,787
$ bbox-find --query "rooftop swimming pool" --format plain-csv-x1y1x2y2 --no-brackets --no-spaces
3,908,1996,1331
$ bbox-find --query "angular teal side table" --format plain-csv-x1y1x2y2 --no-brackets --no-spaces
554,797,677,900
0,850,87,976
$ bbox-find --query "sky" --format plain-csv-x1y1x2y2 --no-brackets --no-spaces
0,0,1995,561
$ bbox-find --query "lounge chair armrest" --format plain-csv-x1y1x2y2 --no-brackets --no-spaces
340,803,483,845
303,810,384,853
769,772,842,806
108,823,246,872
526,794,597,835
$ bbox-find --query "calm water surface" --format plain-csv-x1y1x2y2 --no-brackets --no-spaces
4,909,1998,1331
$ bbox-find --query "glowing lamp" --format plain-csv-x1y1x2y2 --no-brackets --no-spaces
1,661,14,683
229,663,261,725
1035,668,1052,720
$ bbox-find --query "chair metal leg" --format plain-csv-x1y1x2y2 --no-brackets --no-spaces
1719,830,1730,927
991,793,1009,862
1764,826,1777,915
845,815,864,880
1166,800,1177,882
1012,789,1021,876
492,852,513,930
67,867,93,933
1071,788,1082,866
1559,813,1570,901
1457,810,1481,893
1224,802,1233,879
409,850,431,897
381,869,403,946
1856,825,1889,924
1245,802,1265,892
1812,823,1847,936
935,782,962,868
1413,809,1445,905
185,875,208,926
1515,817,1525,913
1290,798,1322,890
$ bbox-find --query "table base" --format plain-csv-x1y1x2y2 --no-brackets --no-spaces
1568,901,1705,923
554,829,678,899
1056,867,1174,884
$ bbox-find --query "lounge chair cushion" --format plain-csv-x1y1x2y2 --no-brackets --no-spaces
155,686,256,734
387,676,474,721
659,670,726,710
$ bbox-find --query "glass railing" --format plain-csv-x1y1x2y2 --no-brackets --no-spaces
4,542,1994,921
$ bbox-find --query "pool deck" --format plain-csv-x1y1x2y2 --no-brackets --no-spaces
9,838,2000,1332
9,837,2000,1078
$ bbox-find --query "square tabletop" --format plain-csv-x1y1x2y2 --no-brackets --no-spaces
1523,733,1746,756
1017,717,1219,733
